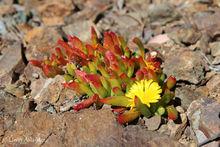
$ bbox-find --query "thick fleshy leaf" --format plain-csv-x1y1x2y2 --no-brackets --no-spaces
85,74,102,88
29,60,42,68
68,35,86,54
66,63,76,76
118,36,127,52
64,74,74,82
103,32,114,51
134,96,152,118
99,96,132,107
100,76,110,92
117,109,141,124
97,64,110,78
133,37,145,57
112,107,126,114
90,84,108,98
88,62,97,74
62,81,82,94
112,87,124,96
42,64,63,78
159,89,175,105
155,106,165,116
105,51,119,71
108,78,121,89
91,26,98,46
75,70,88,82
135,70,144,81
166,76,176,89
166,105,178,120
74,94,99,111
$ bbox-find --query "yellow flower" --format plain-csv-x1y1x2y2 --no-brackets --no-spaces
125,79,162,107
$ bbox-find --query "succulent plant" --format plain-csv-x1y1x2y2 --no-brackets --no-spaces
30,27,178,124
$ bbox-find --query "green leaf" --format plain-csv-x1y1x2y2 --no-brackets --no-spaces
66,63,76,76
99,96,132,107
134,97,152,118
117,109,141,124
64,74,74,82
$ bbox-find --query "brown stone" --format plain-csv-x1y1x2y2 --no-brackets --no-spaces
24,0,74,26
187,98,220,146
163,50,205,84
0,40,25,86
24,26,61,60
206,74,220,102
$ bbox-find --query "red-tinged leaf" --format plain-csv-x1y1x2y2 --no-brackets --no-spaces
97,64,110,78
96,44,106,53
108,78,121,89
55,47,68,65
62,81,80,91
110,32,119,47
91,26,98,46
133,37,145,57
72,47,88,60
166,105,178,120
74,94,99,111
124,47,131,58
99,96,132,107
68,36,85,52
112,87,124,96
114,45,123,55
103,32,114,51
166,76,176,89
57,39,73,57
42,64,63,78
50,53,57,61
145,69,158,82
118,35,127,50
85,74,102,88
135,70,144,81
29,60,42,68
135,56,146,68
112,107,126,114
117,109,141,124
105,51,119,71
85,44,95,57
75,70,88,82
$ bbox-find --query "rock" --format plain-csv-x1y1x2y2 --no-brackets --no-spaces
0,21,7,35
206,74,220,102
0,40,25,86
63,109,123,146
144,115,161,131
0,89,24,116
31,75,64,105
175,85,209,109
97,12,144,43
197,0,213,4
187,98,220,146
23,63,46,82
24,26,62,60
2,112,63,146
62,20,95,42
210,42,220,57
167,112,188,140
193,11,220,39
148,3,180,25
122,125,183,147
148,34,170,44
212,56,220,65
163,50,205,84
24,0,74,26
170,28,201,45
